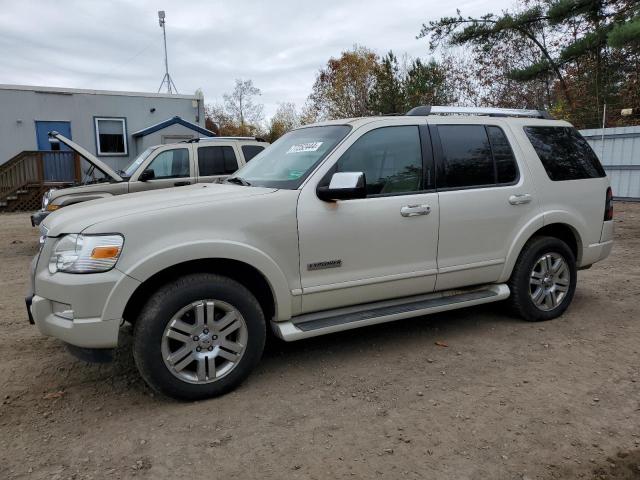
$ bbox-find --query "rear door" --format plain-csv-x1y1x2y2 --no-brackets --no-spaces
129,145,195,192
195,143,241,184
430,118,542,290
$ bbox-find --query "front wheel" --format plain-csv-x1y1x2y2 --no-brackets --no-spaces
507,236,577,322
133,273,266,400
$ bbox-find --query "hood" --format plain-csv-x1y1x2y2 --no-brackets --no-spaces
49,131,123,182
42,183,277,236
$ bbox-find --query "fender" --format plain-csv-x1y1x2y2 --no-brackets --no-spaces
499,210,585,281
117,240,293,320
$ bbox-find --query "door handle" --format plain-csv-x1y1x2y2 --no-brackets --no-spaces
174,181,191,186
400,204,431,217
508,194,532,205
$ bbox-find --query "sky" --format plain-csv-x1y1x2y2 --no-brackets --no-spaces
0,0,514,119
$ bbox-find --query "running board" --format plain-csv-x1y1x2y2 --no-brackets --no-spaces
272,284,510,342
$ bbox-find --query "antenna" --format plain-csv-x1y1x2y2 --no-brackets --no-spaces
157,10,179,94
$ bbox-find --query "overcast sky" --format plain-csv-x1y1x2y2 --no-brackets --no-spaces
0,0,513,118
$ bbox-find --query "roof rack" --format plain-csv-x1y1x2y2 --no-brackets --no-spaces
406,105,553,119
191,136,267,143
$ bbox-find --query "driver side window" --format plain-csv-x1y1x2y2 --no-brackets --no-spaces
146,148,190,179
330,126,423,196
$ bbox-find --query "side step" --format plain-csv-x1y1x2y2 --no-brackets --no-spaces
272,284,510,342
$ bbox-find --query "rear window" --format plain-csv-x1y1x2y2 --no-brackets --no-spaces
241,145,265,162
524,126,606,181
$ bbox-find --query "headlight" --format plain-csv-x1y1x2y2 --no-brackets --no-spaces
42,189,58,211
48,234,124,274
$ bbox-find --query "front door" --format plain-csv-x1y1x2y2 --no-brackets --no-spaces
297,121,440,313
35,121,75,181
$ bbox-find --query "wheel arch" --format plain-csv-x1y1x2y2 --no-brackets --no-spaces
122,258,279,328
501,220,583,282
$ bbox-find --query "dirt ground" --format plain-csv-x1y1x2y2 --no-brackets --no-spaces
0,204,639,480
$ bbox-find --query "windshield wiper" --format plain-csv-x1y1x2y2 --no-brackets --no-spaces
226,176,251,186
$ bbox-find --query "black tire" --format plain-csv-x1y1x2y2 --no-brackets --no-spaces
507,235,577,322
133,273,266,401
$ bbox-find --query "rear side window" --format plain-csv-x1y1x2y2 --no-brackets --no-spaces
437,125,518,188
241,145,265,162
524,126,606,181
198,146,238,176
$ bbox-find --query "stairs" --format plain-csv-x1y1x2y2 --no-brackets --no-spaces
0,150,79,212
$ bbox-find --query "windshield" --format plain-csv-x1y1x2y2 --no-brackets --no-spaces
122,146,158,177
231,125,351,189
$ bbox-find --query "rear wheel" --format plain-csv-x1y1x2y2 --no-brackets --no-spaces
133,273,266,400
507,236,577,322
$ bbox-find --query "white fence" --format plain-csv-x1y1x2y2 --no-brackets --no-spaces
581,126,640,200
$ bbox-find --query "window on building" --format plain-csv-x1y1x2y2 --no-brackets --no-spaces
330,126,423,196
146,148,190,179
95,118,127,155
524,126,606,181
241,145,265,162
197,146,239,176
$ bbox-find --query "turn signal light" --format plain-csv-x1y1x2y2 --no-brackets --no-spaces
46,204,60,211
90,246,121,259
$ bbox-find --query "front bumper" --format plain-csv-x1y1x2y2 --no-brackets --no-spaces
30,294,121,348
29,251,141,349
31,210,50,227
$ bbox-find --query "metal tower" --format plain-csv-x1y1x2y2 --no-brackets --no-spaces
157,10,179,94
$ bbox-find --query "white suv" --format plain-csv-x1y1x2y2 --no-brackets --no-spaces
27,106,614,400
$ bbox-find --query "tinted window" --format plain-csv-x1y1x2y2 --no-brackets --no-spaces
487,126,518,184
524,126,606,181
331,126,423,196
146,148,189,179
241,145,265,162
438,125,493,188
198,146,238,176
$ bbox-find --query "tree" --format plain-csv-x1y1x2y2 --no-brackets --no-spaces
205,79,265,136
404,58,455,108
267,102,301,142
419,0,640,127
369,51,405,114
307,45,379,119
223,79,264,134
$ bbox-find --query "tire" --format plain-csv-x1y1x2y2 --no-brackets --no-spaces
133,273,266,400
507,236,577,322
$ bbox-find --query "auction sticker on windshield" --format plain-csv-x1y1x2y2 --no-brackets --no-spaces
286,142,323,154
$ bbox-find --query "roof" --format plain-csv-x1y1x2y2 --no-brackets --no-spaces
132,116,215,138
0,83,203,100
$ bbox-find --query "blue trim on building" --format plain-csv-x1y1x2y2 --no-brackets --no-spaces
132,116,215,138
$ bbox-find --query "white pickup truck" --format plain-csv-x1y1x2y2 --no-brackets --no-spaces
27,106,614,400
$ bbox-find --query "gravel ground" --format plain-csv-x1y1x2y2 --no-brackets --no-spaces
0,204,639,480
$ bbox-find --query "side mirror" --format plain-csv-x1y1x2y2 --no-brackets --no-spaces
139,169,155,181
317,172,367,202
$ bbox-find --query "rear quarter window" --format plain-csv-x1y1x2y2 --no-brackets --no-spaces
241,145,265,162
524,126,606,181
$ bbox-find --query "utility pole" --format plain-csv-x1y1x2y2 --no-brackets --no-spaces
157,10,178,94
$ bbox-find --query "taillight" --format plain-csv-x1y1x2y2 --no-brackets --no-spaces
604,187,613,221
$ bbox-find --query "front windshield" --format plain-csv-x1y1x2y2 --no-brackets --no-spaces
122,146,158,177
232,125,351,189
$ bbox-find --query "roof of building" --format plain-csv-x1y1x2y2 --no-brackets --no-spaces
132,116,215,138
0,83,203,100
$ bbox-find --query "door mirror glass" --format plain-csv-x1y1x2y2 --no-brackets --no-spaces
317,172,366,201
139,169,155,181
